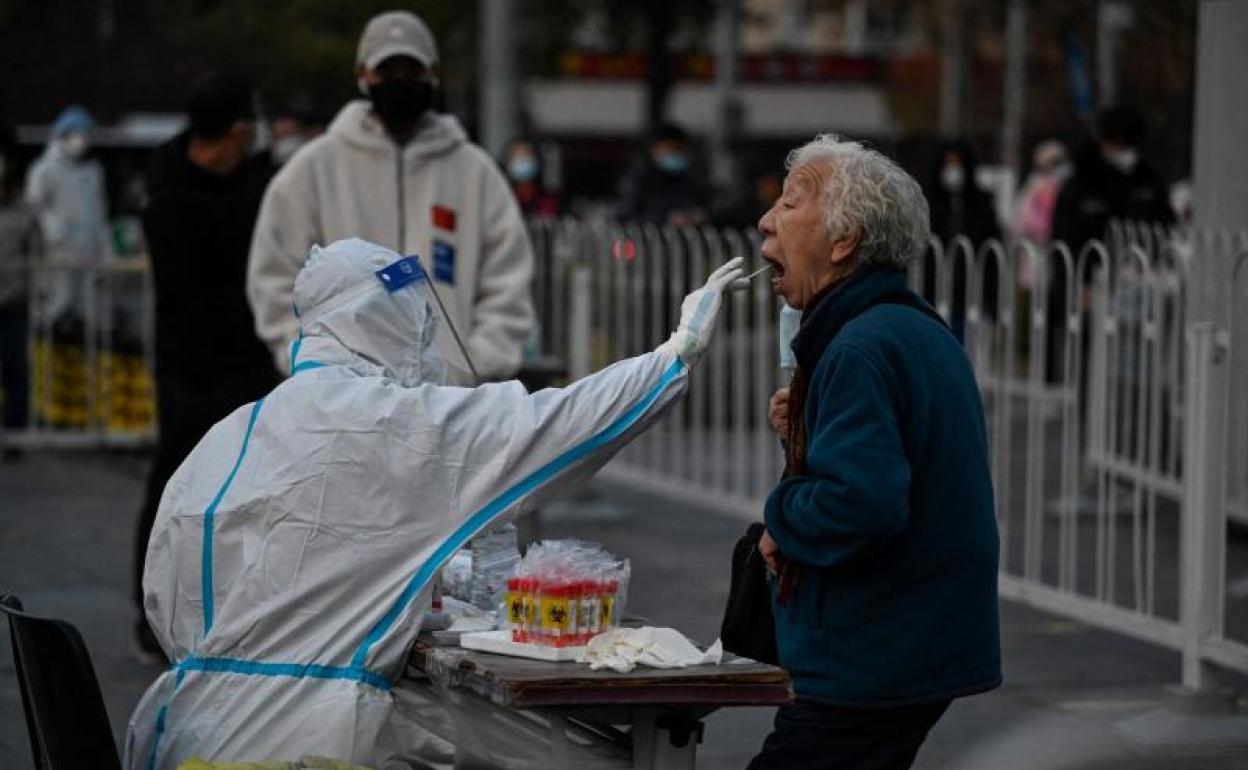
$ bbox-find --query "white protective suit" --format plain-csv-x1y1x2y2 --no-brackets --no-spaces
247,101,534,380
25,107,111,318
126,238,739,770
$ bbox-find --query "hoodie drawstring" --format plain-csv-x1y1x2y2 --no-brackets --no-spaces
395,147,405,252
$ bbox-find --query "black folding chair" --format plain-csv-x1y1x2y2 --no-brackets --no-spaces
0,594,121,770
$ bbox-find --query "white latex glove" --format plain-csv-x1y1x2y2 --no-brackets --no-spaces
577,627,724,673
657,256,750,366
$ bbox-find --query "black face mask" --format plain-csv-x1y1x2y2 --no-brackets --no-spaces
368,79,434,141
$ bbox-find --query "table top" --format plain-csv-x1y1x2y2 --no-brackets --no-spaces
408,639,791,710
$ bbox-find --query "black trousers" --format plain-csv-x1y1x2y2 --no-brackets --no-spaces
747,697,951,770
0,301,29,430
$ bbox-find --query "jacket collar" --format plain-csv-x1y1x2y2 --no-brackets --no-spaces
790,265,907,373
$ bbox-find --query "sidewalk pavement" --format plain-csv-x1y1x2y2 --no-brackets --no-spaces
3,449,1247,769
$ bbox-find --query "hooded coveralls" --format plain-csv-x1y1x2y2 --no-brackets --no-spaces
125,238,689,769
24,106,111,319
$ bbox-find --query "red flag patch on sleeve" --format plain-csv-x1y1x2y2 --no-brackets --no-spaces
432,205,457,232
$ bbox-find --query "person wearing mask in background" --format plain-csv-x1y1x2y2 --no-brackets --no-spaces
925,141,1001,339
248,10,534,382
1010,140,1071,359
24,105,112,326
269,99,325,167
132,73,280,661
1013,140,1071,246
0,126,36,461
1047,106,1173,381
1052,105,1173,252
756,134,999,770
502,137,559,218
618,122,708,227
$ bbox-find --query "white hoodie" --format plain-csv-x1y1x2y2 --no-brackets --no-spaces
247,101,534,381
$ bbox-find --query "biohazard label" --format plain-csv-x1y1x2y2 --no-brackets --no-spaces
541,597,570,631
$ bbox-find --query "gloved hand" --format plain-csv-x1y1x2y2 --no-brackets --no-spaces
657,257,750,366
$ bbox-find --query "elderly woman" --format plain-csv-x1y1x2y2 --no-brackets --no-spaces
754,135,1001,770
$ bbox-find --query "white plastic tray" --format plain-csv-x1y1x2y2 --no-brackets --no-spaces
459,629,587,662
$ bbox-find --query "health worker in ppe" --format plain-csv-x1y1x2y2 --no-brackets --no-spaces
24,105,112,321
125,237,747,770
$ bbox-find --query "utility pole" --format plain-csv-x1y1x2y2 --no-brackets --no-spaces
710,0,743,192
939,0,969,137
1096,0,1132,108
480,0,518,160
843,0,868,57
1189,0,1248,324
1000,0,1027,172
1180,0,1248,692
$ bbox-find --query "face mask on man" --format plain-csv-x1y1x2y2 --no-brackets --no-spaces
368,79,434,141
1104,147,1139,174
941,164,965,192
272,135,307,165
655,151,689,175
60,133,89,160
507,155,538,183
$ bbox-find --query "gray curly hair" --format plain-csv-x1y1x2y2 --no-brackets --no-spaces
786,134,930,268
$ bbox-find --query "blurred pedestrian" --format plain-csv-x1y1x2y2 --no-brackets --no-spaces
269,99,325,167
927,141,1001,246
1010,140,1071,360
618,122,708,227
502,137,559,218
755,134,1000,770
1013,139,1071,245
925,141,1001,337
131,73,280,660
1047,106,1173,380
248,9,535,382
1052,105,1173,251
0,126,36,460
24,105,112,325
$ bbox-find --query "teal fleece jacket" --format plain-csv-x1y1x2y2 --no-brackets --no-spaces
765,266,1001,704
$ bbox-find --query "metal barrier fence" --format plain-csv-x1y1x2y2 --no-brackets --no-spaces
4,219,1243,686
4,256,156,450
528,217,1248,688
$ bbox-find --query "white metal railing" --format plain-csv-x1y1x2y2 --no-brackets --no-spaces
5,218,1243,687
3,254,157,450
528,217,1248,688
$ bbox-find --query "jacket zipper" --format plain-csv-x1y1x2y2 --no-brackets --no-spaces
395,145,406,252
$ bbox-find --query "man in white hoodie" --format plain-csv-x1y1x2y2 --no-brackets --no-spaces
247,10,533,381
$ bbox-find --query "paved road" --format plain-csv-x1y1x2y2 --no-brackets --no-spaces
3,450,1248,768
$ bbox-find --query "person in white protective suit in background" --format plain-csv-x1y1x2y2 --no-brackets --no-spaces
125,237,747,770
24,105,112,322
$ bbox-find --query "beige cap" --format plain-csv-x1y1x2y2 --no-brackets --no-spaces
356,10,438,71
